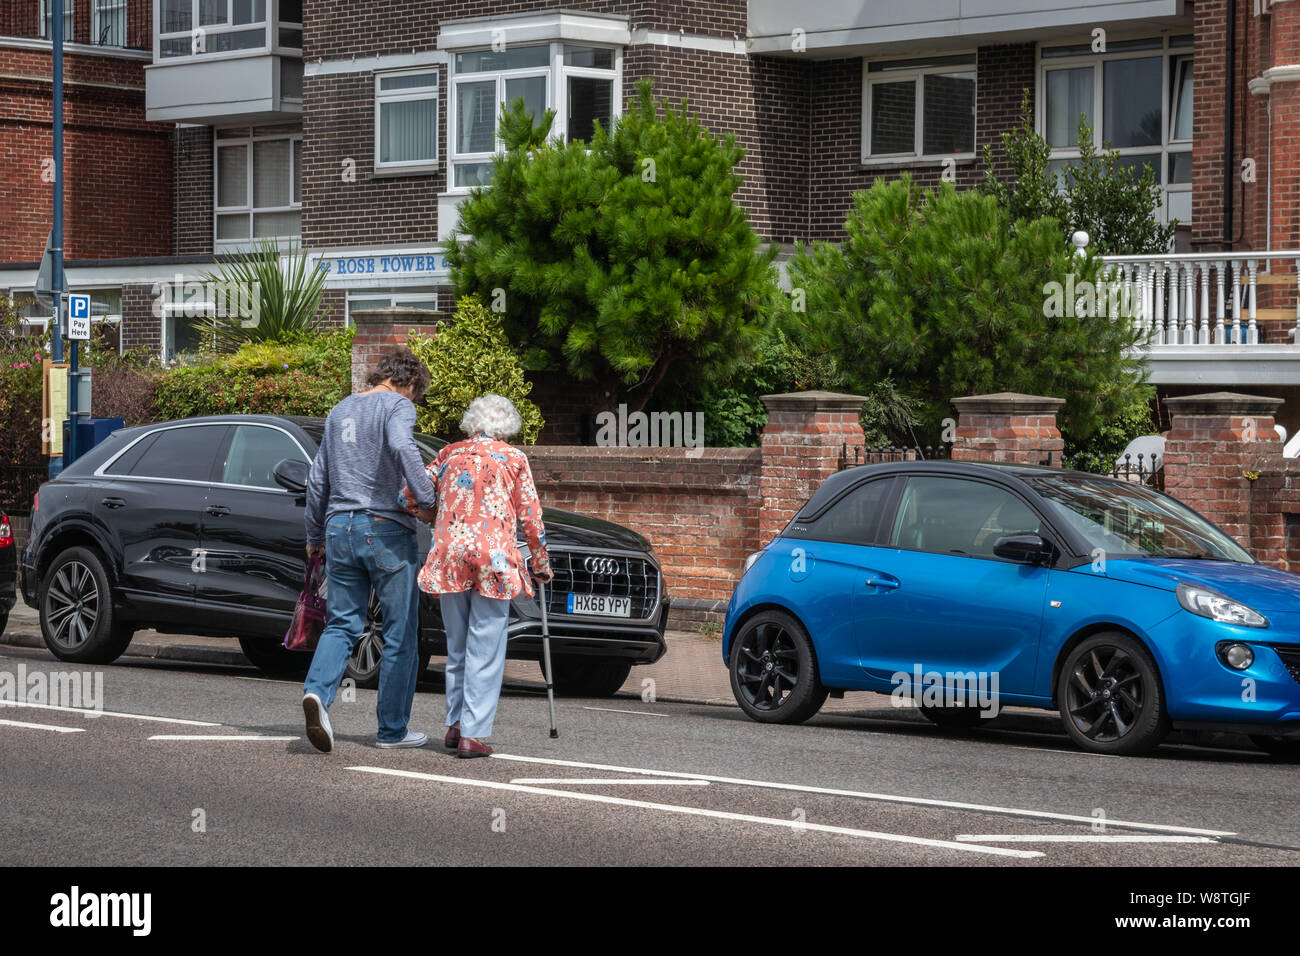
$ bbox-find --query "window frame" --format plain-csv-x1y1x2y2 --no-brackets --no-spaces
92,0,127,47
1036,35,1193,223
445,40,622,194
212,125,303,252
38,0,74,41
344,289,440,327
156,0,298,61
860,54,978,164
373,68,441,175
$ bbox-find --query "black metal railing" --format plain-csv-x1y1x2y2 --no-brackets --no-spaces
0,464,46,516
838,443,949,471
1062,452,1165,491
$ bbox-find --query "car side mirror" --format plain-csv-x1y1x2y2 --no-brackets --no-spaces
993,532,1052,565
274,458,309,494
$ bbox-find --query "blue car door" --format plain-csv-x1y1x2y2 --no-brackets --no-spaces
855,475,1051,699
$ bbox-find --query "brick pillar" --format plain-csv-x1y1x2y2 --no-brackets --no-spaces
758,391,868,544
1163,392,1285,557
950,393,1065,466
349,307,442,393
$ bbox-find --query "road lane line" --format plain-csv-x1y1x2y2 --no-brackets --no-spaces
0,700,221,726
148,734,297,741
581,706,670,718
956,834,1215,844
0,718,85,733
509,777,709,786
488,754,1236,837
346,766,1044,858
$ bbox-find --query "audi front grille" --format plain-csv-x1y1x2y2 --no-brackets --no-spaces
545,551,660,620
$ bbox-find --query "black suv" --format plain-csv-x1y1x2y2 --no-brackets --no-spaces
20,415,669,697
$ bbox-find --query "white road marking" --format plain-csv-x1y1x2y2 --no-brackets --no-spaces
510,777,709,786
957,834,1215,844
0,699,221,726
345,766,1043,858
489,754,1236,837
581,706,669,718
148,735,298,741
1007,745,1121,758
0,718,85,733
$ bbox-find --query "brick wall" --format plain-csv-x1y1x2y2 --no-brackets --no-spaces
0,43,172,261
950,393,1066,467
173,126,213,255
120,281,160,352
0,1,152,48
350,307,443,391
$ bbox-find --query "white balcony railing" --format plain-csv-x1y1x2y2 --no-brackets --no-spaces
1087,235,1300,347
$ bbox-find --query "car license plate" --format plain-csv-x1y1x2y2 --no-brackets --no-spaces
566,593,632,617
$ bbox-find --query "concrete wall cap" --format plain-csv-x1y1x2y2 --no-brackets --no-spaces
951,393,1065,416
350,307,442,326
1163,392,1285,416
760,390,869,413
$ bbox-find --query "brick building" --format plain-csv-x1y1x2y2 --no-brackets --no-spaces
3,1,1300,427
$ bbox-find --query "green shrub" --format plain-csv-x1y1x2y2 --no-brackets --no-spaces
785,175,1148,444
1063,390,1159,474
153,328,353,421
407,295,544,444
0,295,47,465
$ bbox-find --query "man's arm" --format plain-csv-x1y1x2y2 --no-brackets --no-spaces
386,401,436,508
304,432,330,552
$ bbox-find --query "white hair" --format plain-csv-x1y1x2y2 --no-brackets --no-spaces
460,393,523,440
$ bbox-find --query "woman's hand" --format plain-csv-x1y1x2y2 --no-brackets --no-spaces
415,506,437,525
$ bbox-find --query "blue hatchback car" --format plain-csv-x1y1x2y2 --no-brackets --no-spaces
722,460,1300,757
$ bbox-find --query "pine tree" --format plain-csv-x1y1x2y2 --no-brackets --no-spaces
446,79,781,410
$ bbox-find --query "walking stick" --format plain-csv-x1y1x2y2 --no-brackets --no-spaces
537,575,559,739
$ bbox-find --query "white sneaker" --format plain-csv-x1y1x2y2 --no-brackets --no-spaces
376,730,428,749
303,693,333,753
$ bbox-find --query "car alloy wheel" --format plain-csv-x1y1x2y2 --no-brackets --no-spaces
346,590,384,689
728,610,828,724
1058,631,1169,755
45,559,100,652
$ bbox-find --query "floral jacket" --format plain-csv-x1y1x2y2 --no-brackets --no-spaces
399,433,551,600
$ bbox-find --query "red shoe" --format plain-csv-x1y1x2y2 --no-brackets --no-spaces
457,736,492,758
444,725,461,750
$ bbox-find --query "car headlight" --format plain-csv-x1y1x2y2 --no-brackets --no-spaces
1176,584,1268,628
742,551,763,575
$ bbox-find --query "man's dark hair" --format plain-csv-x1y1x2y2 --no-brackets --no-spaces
367,347,431,403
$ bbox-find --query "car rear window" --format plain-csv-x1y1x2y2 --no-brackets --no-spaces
112,425,229,483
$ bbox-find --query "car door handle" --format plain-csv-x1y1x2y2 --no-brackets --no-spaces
865,575,900,591
205,505,231,517
101,497,126,509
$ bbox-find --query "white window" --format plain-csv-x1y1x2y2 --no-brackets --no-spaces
375,70,440,173
213,125,302,248
862,54,976,162
158,0,270,59
92,0,127,46
448,42,620,190
1039,35,1193,223
39,0,74,41
346,289,439,326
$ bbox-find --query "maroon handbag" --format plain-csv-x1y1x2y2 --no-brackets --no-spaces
284,551,328,652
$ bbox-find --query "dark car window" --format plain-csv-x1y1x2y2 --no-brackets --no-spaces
219,425,309,489
891,476,1042,558
790,478,894,545
103,432,160,476
124,425,228,483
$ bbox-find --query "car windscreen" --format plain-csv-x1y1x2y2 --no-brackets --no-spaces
1025,474,1253,563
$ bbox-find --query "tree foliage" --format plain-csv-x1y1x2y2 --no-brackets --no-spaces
981,92,1176,255
406,295,544,444
446,79,781,410
785,175,1149,443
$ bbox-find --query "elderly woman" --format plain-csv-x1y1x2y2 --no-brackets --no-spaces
401,394,551,758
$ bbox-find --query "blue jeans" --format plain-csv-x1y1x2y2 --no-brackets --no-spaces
304,512,420,743
440,589,511,740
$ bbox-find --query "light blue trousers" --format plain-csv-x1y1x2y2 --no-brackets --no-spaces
440,589,511,739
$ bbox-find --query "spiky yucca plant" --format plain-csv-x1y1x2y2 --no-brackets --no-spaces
194,241,327,351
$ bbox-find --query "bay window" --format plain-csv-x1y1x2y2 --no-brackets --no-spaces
1040,36,1193,223
862,54,976,161
448,42,620,190
158,0,300,58
214,126,301,247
